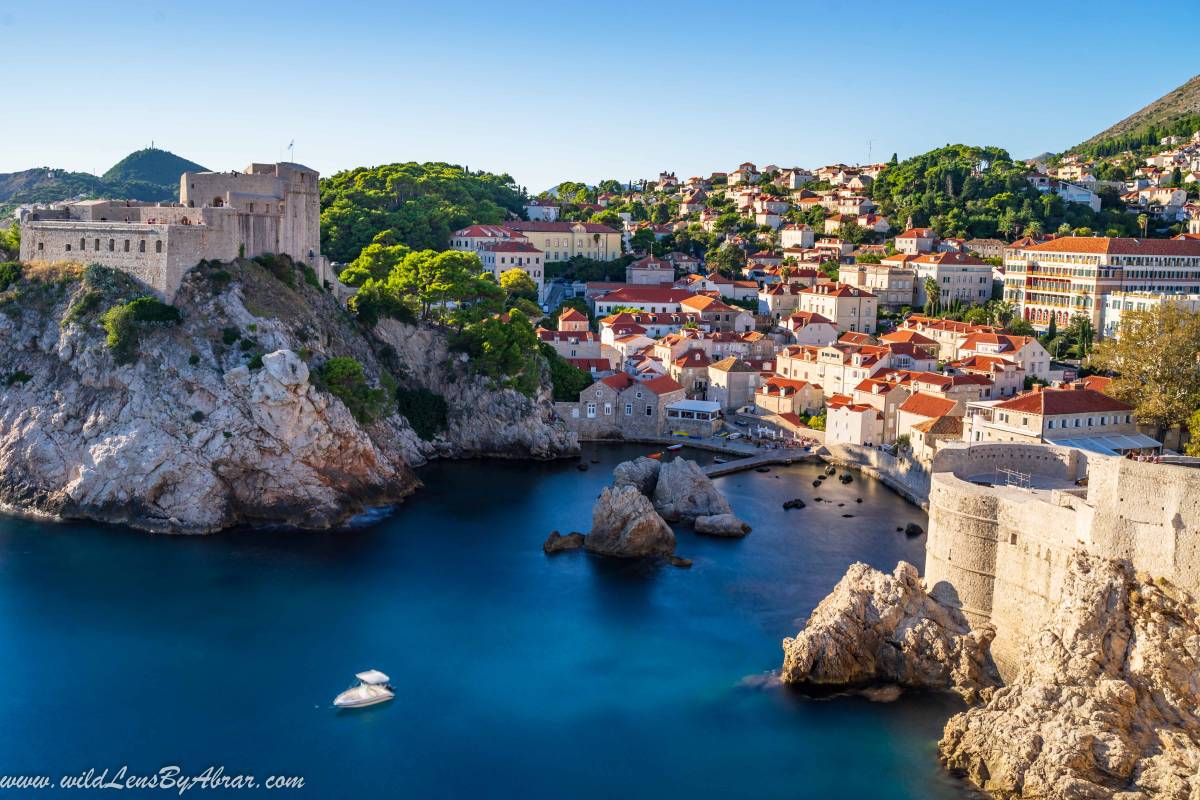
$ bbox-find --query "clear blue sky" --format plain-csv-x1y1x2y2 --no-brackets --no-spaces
3,0,1197,191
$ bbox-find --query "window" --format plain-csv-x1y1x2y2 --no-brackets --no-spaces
586,403,596,419
94,238,100,250
37,242,44,252
65,244,71,251
80,238,86,250
124,240,130,252
138,240,146,253
155,241,163,253
646,406,653,416
604,403,613,416
108,239,114,251
624,403,633,416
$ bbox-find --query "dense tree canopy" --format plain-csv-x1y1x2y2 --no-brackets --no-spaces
1091,304,1200,430
869,145,1138,240
320,163,525,263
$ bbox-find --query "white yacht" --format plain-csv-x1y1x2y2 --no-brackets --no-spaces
333,670,394,708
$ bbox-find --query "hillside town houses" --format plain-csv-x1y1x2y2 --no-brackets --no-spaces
475,154,1186,459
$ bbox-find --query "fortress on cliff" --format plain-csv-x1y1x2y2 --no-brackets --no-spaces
18,162,332,300
924,442,1200,679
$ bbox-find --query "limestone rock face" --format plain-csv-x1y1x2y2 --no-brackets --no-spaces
653,457,740,524
585,485,674,558
781,561,999,702
612,457,661,495
939,552,1200,800
694,513,751,537
373,320,578,463
0,260,576,533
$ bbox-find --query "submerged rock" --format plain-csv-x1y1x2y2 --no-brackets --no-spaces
781,561,999,702
584,485,674,558
694,513,751,537
612,456,662,495
904,522,924,537
667,555,693,568
783,498,806,510
939,552,1200,800
542,531,585,554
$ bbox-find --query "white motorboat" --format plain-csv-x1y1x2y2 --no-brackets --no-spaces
333,670,394,708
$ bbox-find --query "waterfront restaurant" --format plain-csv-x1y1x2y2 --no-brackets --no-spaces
665,399,722,437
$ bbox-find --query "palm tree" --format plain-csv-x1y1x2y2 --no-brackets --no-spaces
1137,214,1149,238
990,299,1015,327
1024,220,1043,239
923,276,941,316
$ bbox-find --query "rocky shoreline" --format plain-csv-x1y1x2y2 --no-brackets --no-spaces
783,551,1200,800
0,259,577,533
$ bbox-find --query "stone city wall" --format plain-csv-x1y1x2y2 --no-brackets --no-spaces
821,443,931,507
924,441,1200,680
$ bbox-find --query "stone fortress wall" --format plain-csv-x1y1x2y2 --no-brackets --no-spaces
19,162,330,301
924,441,1200,679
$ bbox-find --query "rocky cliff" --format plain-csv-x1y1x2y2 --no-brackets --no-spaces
939,552,1200,800
0,259,576,532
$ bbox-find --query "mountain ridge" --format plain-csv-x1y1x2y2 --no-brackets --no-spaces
1071,74,1200,156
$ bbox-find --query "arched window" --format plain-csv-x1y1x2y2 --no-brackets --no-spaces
155,241,163,253
108,239,115,251
139,240,146,253
80,237,86,250
124,240,131,252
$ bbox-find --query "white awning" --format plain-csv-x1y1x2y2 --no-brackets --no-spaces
356,670,390,684
1050,433,1162,456
666,400,722,413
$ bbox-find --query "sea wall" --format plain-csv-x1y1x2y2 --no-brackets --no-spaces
821,443,930,507
924,442,1200,679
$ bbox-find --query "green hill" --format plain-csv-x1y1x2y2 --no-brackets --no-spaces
0,147,207,214
320,162,525,262
102,147,207,186
1071,74,1200,158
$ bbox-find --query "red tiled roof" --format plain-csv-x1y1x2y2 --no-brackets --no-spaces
1016,237,1200,257
898,392,958,419
559,308,588,321
993,386,1132,415
600,373,635,391
642,375,684,395
597,287,696,304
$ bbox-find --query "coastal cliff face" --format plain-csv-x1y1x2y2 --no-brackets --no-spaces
939,552,1200,800
372,320,577,462
0,260,575,532
780,561,1000,702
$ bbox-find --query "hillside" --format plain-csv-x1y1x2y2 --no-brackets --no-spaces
102,147,207,186
1071,74,1200,158
868,144,1138,240
0,147,205,212
319,162,525,263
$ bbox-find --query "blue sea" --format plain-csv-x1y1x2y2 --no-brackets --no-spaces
0,445,972,799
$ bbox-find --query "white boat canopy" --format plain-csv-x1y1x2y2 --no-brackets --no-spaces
355,669,390,684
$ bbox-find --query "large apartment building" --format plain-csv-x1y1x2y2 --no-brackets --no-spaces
1003,236,1200,332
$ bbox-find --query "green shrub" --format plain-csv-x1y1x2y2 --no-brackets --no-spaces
190,411,205,422
100,297,181,364
187,354,200,366
210,270,232,293
0,261,20,292
316,356,388,424
395,387,448,440
253,253,296,288
238,338,256,352
63,288,103,325
247,354,263,370
221,326,240,345
541,343,592,401
3,370,32,387
301,263,321,289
